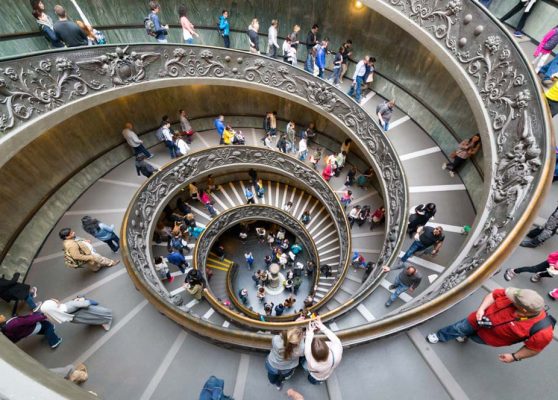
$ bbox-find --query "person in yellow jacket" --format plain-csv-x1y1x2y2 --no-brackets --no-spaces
222,125,235,145
546,76,558,116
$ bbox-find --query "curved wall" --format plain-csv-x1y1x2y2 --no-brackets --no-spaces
0,84,366,276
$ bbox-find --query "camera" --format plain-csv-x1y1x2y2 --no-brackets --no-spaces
477,316,493,328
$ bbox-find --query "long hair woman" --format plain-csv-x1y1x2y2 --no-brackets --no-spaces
265,327,305,389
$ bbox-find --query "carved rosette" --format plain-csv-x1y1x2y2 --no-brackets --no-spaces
380,0,549,306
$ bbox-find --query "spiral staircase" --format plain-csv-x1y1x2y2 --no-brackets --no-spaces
1,1,557,399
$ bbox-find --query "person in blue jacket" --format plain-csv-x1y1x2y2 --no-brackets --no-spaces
219,9,230,48
315,38,329,79
149,1,169,43
81,216,120,252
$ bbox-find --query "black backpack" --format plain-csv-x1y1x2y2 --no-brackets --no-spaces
144,15,156,37
527,313,556,338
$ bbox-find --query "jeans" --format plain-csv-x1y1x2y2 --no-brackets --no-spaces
25,294,38,310
184,38,193,44
268,45,277,58
479,0,492,7
102,232,120,252
37,321,61,347
305,52,314,73
133,144,152,158
331,66,341,85
401,240,427,262
165,140,178,158
500,2,532,32
299,150,307,161
318,68,324,78
381,120,390,132
436,317,485,344
157,38,168,43
387,274,410,304
348,76,364,103
446,156,466,172
223,35,230,48
265,359,295,386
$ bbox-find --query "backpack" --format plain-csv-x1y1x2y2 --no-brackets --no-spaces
144,15,156,37
199,375,233,400
155,127,165,141
527,313,556,338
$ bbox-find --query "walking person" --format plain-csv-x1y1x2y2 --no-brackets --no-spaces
81,216,120,252
0,273,40,311
407,203,437,237
500,0,538,38
340,40,353,83
41,297,113,331
135,154,157,178
348,56,368,104
31,0,64,48
377,100,395,132
304,25,319,73
245,252,255,270
298,137,308,161
533,26,558,73
0,312,62,349
265,327,305,390
442,134,481,177
178,5,199,44
53,5,87,47
267,20,279,58
218,9,230,48
60,228,119,272
330,46,343,86
304,316,343,384
504,250,558,282
122,122,152,158
147,1,169,43
245,186,255,204
314,38,329,79
426,288,555,363
381,265,422,307
247,18,260,54
520,205,558,248
400,226,445,264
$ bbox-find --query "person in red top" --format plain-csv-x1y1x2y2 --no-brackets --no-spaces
427,288,555,362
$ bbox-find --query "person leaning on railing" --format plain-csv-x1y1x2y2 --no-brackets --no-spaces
303,316,343,384
427,288,555,363
442,134,481,177
30,0,64,48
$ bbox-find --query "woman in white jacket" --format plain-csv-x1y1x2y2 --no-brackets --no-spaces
304,316,343,384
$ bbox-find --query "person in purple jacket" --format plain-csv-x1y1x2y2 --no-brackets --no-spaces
0,312,62,348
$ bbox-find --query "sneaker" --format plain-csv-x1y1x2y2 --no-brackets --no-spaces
442,163,447,170
384,300,393,307
276,382,283,390
455,336,468,343
513,31,524,38
388,284,397,290
449,171,455,178
426,333,439,344
520,240,538,248
548,291,557,301
30,286,38,298
147,154,154,159
102,323,111,331
504,268,516,281
530,274,541,283
51,338,62,349
33,301,43,313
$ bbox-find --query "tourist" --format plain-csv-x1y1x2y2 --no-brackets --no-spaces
276,135,288,153
245,186,255,204
135,154,157,178
309,147,322,170
304,24,319,73
282,37,297,65
356,205,370,227
341,139,352,155
306,261,315,277
53,5,87,47
81,216,120,252
256,227,266,243
214,115,226,144
340,40,353,83
184,280,203,300
348,56,368,103
301,210,311,225
356,168,374,189
147,1,169,43
239,288,249,305
274,303,285,316
245,252,254,270
288,24,301,57
257,286,266,303
504,250,558,282
178,5,199,44
286,121,297,153
218,9,230,48
377,100,395,132
382,265,422,307
298,137,308,161
340,190,353,210
247,18,260,54
283,201,293,212
222,125,235,145
268,233,276,248
0,273,39,311
401,226,445,264
122,122,152,158
284,295,296,309
335,152,346,171
252,270,263,287
369,206,386,231
0,312,62,348
175,134,190,156
41,297,113,331
314,38,329,79
270,111,278,137
159,121,179,158
264,302,274,316
347,205,361,228
169,227,190,255
266,327,305,389
154,256,174,283
178,109,195,143
60,228,119,271
362,56,376,96
533,26,558,72
264,132,274,149
167,249,188,273
427,288,555,363
267,20,279,58
31,1,64,48
304,316,343,384
75,21,99,45
520,205,558,248
443,134,481,177
321,162,335,182
330,46,343,86
407,203,437,237
500,0,538,38
49,363,88,384
248,168,258,188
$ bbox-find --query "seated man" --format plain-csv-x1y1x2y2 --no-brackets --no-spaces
400,226,444,265
427,288,555,363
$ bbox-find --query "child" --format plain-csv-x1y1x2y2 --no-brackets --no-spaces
154,256,174,283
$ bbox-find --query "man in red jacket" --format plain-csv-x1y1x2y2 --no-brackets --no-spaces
0,313,62,349
427,288,555,362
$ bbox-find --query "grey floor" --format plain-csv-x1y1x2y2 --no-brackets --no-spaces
13,39,558,400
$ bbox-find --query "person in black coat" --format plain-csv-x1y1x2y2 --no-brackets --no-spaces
0,273,39,310
407,203,436,237
135,154,157,178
